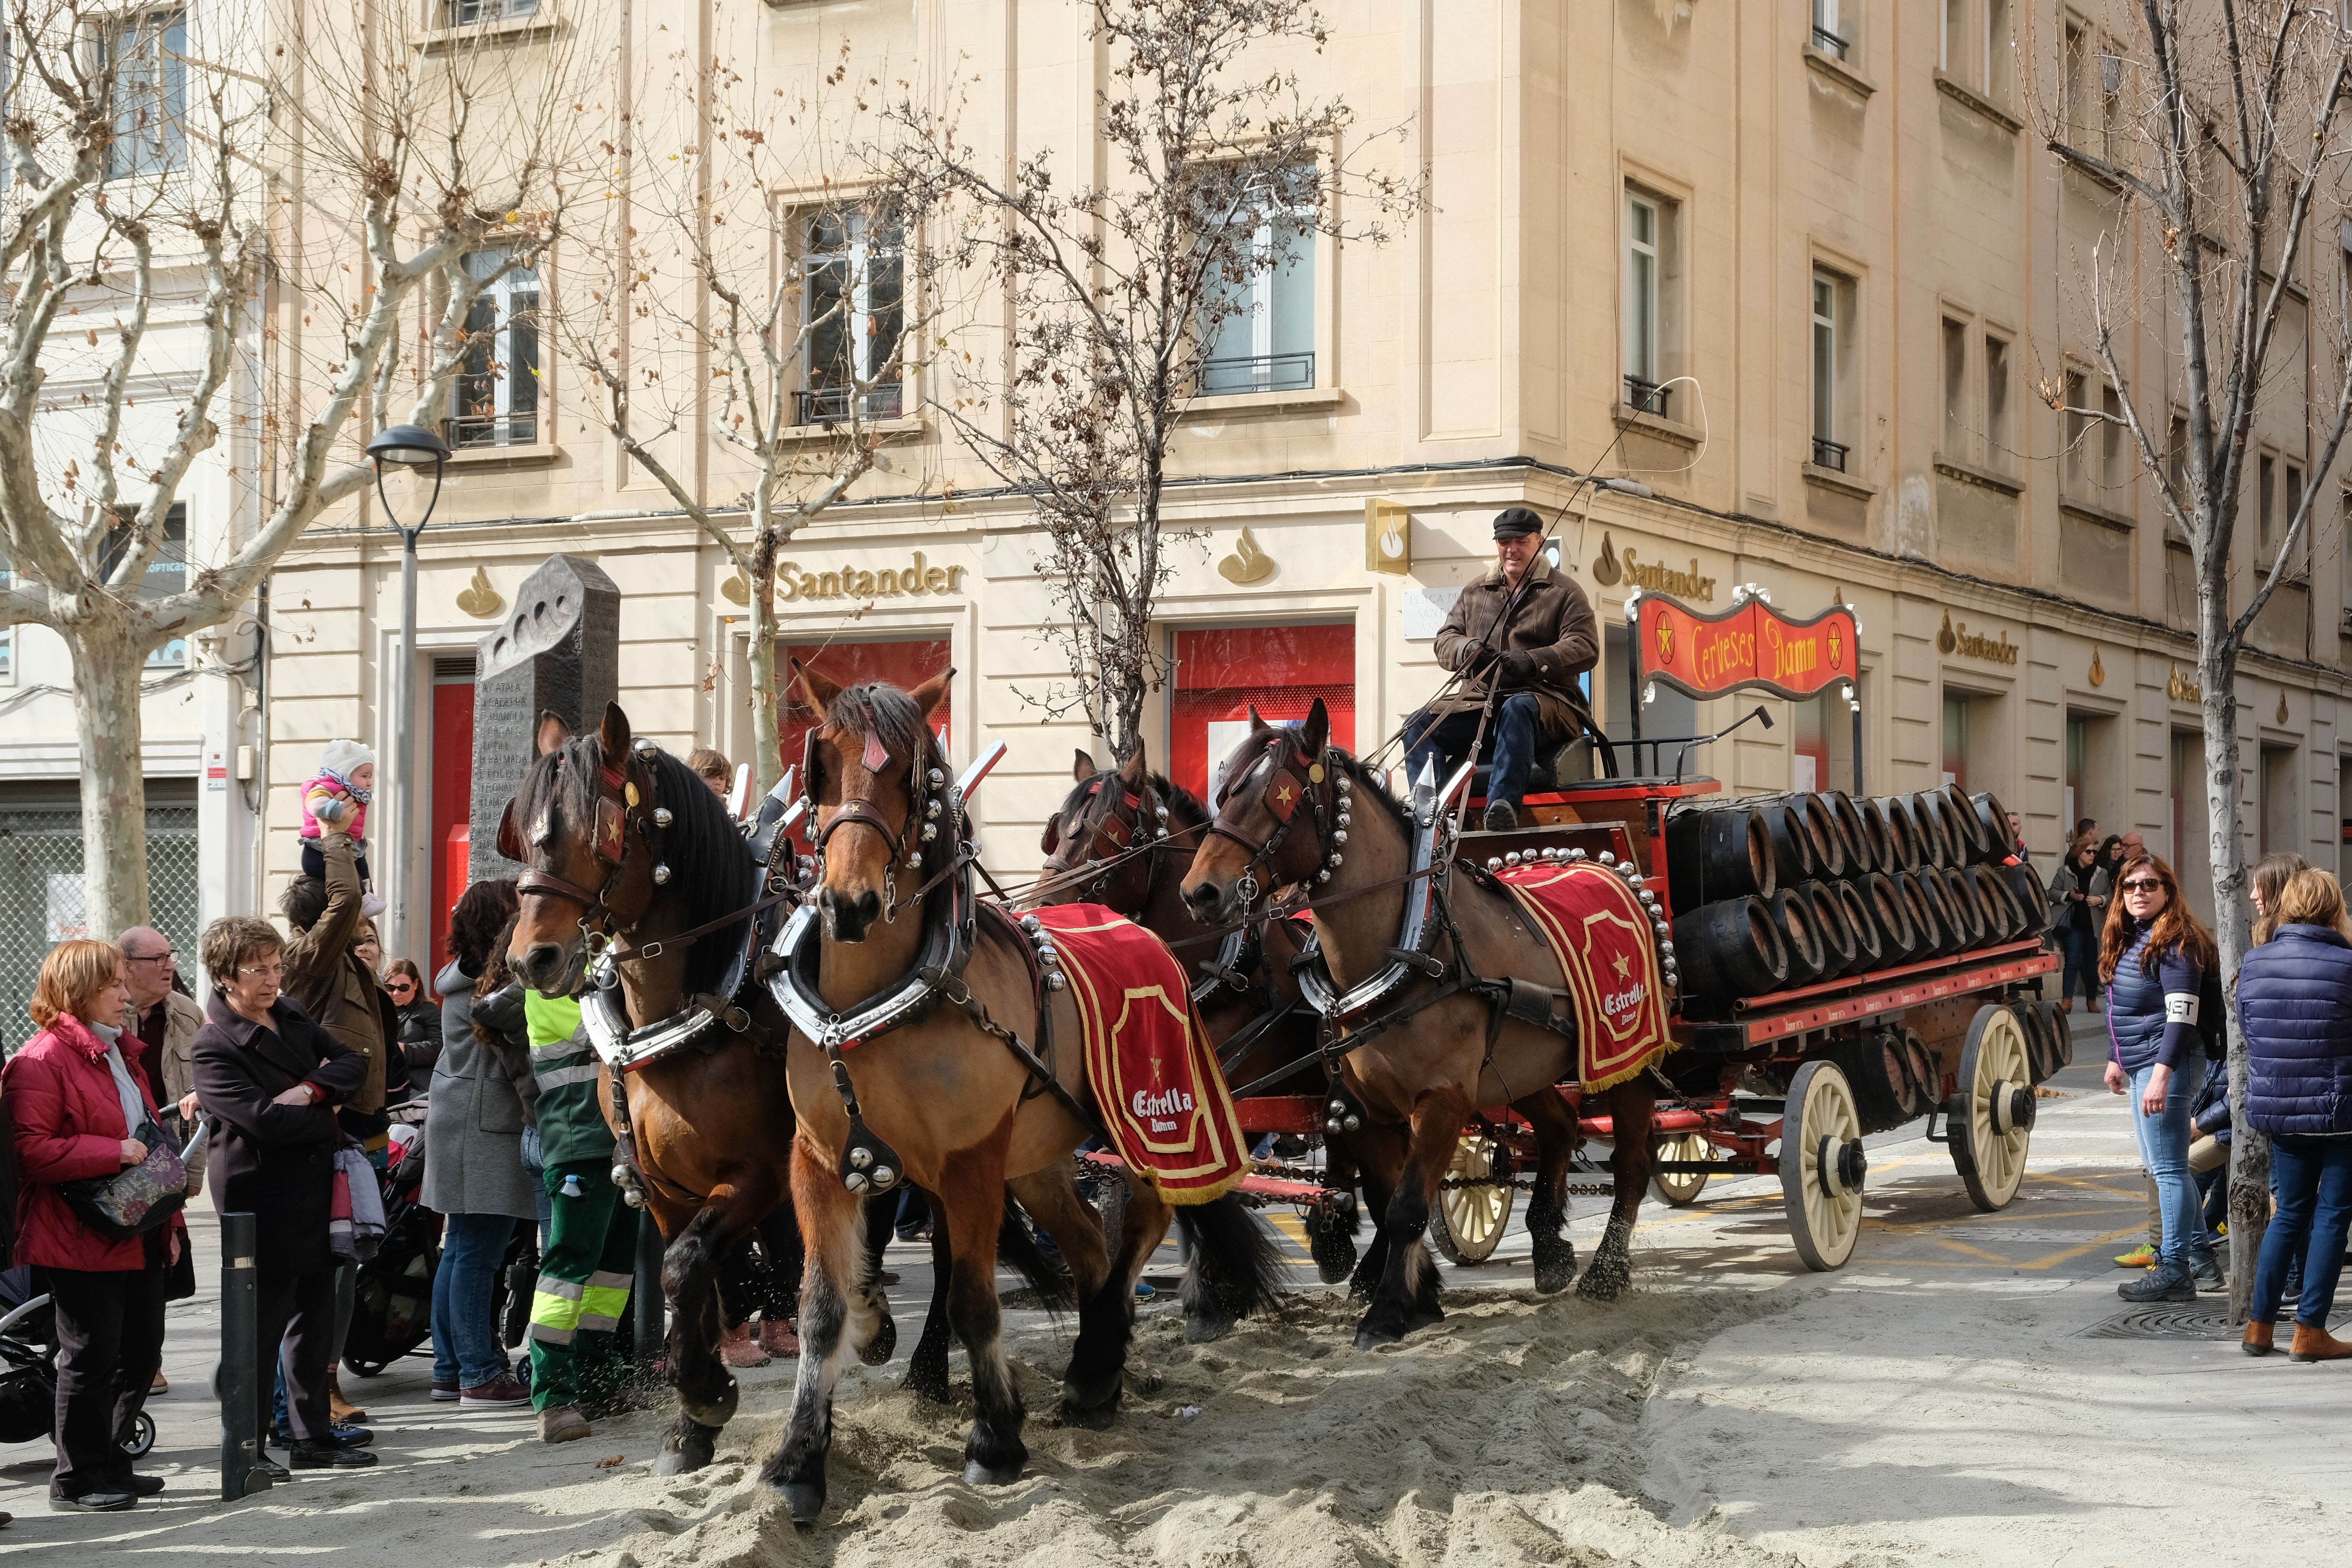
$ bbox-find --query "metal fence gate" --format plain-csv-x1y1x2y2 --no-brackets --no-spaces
0,799,200,1055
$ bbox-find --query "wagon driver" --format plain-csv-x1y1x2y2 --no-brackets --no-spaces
1404,507,1600,833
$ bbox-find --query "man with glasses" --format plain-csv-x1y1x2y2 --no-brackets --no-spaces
115,927,207,1392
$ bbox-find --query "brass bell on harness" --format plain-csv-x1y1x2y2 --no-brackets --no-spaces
653,806,674,827
653,863,672,885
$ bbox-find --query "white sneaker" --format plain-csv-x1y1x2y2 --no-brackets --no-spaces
360,893,387,918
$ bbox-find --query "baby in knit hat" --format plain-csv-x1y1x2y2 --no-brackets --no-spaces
302,738,385,917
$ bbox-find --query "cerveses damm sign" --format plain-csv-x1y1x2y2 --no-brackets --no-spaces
1634,591,1859,702
774,549,967,602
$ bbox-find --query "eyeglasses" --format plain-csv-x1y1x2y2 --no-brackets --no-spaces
2121,878,2164,893
127,951,175,966
237,962,285,979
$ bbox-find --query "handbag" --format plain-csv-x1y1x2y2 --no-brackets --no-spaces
58,1117,188,1242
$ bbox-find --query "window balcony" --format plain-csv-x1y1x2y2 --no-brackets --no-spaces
1811,25,1849,60
1622,375,1672,420
1811,436,1850,473
1198,351,1315,398
449,412,539,449
793,384,905,427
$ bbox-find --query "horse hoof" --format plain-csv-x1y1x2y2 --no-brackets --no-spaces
1574,1269,1627,1303
858,1313,899,1367
961,1459,1024,1487
776,1480,825,1523
1351,1326,1403,1351
1057,1397,1119,1431
1182,1311,1236,1345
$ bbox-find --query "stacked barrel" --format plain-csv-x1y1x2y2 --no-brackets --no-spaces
1664,784,2046,1009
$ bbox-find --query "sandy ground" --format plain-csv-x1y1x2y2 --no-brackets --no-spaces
5,1019,2347,1566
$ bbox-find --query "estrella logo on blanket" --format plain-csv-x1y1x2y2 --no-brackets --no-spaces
1131,1085,1197,1134
1602,981,1648,1020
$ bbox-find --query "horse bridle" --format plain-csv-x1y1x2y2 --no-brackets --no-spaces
1044,775,1175,904
805,723,944,922
1205,733,1353,909
507,745,673,952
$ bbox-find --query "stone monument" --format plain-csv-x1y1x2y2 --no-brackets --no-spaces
469,554,622,884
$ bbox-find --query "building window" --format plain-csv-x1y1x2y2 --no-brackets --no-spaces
1983,0,2010,101
103,10,186,180
1941,317,1968,457
1197,166,1316,398
452,246,540,449
1621,187,1680,418
101,506,188,668
2282,463,2305,570
2063,21,2089,147
2259,453,2279,557
444,0,536,23
1983,334,2011,468
2262,744,2299,855
801,205,907,421
2063,369,2091,498
2166,539,2195,627
1171,625,1354,800
2099,383,2126,493
1810,269,1852,472
1941,692,1970,790
1812,0,1849,60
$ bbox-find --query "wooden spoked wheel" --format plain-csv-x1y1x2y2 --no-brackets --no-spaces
1428,1134,1515,1265
1950,1003,2033,1211
1649,1131,1713,1207
1779,1059,1866,1272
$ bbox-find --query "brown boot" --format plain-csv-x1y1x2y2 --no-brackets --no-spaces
2289,1323,2352,1362
328,1366,367,1425
758,1316,801,1357
2242,1320,2275,1357
718,1320,771,1369
538,1404,591,1444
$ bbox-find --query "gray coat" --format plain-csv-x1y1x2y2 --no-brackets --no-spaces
421,959,537,1221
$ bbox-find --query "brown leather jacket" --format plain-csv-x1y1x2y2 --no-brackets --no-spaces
1428,553,1600,738
281,833,392,1121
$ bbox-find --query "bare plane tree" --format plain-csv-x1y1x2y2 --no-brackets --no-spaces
2033,0,2352,1313
560,35,921,790
881,0,1416,761
0,0,597,932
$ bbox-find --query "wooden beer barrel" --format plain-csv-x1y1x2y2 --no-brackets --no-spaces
1671,897,1790,999
1664,806,1777,905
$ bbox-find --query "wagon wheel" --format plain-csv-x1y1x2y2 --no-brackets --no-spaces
1428,1134,1515,1265
1649,1130,1712,1207
1949,1003,2034,1211
1780,1060,1867,1271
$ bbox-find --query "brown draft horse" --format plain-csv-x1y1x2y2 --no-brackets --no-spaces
503,705,987,1476
1041,743,1381,1283
1181,701,1659,1348
772,668,1280,1523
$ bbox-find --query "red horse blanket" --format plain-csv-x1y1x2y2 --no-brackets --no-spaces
1032,904,1251,1204
1496,862,1674,1092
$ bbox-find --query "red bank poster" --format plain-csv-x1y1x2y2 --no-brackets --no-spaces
1635,594,1858,702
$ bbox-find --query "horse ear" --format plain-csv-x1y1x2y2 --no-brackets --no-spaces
1248,703,1270,733
1072,748,1097,782
535,712,572,757
793,659,840,713
909,667,954,722
1119,740,1149,788
1040,818,1061,856
496,795,525,862
596,702,632,766
1300,697,1330,758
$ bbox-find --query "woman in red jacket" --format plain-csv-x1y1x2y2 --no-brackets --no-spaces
3,938,183,1513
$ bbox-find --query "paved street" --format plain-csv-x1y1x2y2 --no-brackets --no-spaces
3,1014,2343,1565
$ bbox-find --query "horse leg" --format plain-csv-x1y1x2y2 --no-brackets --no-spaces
1346,1119,1406,1300
761,1142,869,1523
906,1189,955,1404
1514,1089,1581,1295
1353,1090,1467,1350
1008,1166,1122,1428
937,1157,1027,1486
1304,1131,1364,1285
652,1192,752,1476
1578,1077,1656,1302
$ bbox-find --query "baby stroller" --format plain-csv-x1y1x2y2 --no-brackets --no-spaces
341,1129,438,1377
0,1265,156,1458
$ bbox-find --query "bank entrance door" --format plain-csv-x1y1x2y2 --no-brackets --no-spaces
1169,624,1354,801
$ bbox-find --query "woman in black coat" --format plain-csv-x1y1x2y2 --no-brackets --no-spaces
188,917,376,1474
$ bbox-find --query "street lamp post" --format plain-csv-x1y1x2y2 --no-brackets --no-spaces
366,424,451,966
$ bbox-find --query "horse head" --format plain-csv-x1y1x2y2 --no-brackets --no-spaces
1181,698,1343,923
1038,742,1196,911
795,660,953,943
502,703,667,996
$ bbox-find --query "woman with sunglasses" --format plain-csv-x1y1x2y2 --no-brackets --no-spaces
2099,853,2221,1302
383,959,444,1076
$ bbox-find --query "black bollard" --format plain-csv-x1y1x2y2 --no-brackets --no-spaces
633,1208,665,1363
218,1212,270,1498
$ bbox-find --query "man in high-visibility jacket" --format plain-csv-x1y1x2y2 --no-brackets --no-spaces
522,990,638,1443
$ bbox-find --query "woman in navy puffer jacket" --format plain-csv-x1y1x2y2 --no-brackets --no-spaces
2235,866,2352,1361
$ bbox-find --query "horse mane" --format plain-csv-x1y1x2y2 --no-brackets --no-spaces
514,730,759,996
823,680,941,772
1326,746,1410,834
1053,768,1210,833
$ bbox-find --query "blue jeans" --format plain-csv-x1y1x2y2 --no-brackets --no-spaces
432,1212,518,1390
2060,927,2100,1005
2251,1134,2352,1326
2129,1057,2208,1272
1405,692,1543,808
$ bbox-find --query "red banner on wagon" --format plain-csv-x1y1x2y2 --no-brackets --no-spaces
1635,593,1858,703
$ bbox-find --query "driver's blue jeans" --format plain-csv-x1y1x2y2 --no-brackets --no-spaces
1404,693,1542,808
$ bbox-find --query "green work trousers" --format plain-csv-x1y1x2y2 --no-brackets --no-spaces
526,1159,639,1413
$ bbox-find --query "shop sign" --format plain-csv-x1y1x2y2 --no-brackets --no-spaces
1590,532,1717,602
2166,663,2202,702
774,550,966,602
1634,589,1858,701
1365,498,1410,574
1935,609,2018,666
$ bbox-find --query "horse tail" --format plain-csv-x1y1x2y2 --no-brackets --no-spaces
997,1194,1074,1317
1177,1194,1287,1340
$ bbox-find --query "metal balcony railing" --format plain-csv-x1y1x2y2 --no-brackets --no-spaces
793,384,905,426
1198,351,1315,397
1812,437,1850,473
449,411,537,450
1623,375,1671,419
1811,25,1849,60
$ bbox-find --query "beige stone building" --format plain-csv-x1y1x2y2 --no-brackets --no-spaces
260,0,2352,968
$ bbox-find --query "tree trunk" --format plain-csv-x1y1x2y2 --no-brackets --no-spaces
2197,601,2267,1320
747,534,784,794
68,617,153,938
